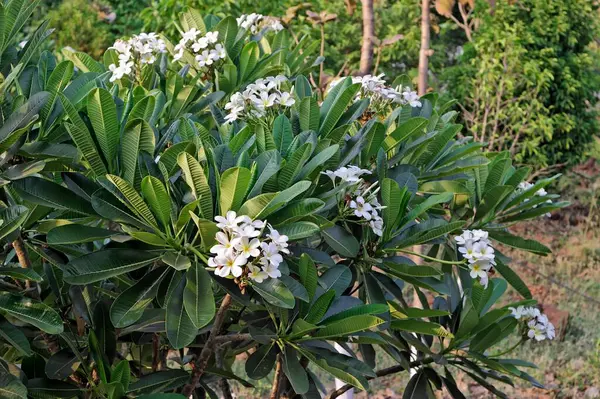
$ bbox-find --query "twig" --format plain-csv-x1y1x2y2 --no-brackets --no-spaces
182,294,233,396
212,333,252,345
325,357,434,399
216,345,233,399
152,334,159,372
270,353,284,399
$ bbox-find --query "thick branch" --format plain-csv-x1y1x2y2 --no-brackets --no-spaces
325,357,434,399
359,0,375,75
182,294,233,396
418,0,431,95
269,353,284,399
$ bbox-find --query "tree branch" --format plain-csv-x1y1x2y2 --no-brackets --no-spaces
269,353,284,399
212,333,252,345
182,294,233,396
359,0,375,75
325,357,434,399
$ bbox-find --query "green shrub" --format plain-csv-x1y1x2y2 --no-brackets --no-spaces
0,5,569,399
443,0,600,169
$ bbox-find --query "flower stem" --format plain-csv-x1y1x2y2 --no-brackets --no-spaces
383,248,465,265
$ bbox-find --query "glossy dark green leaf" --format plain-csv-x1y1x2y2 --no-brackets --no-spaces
283,346,309,394
0,293,63,334
252,279,295,309
45,349,80,380
63,249,160,284
46,224,116,245
126,370,189,394
322,225,359,258
183,263,215,329
0,317,31,355
245,343,277,380
166,276,198,349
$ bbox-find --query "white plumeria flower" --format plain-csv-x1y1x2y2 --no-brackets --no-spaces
260,242,283,266
214,253,247,278
236,224,261,238
370,216,384,237
278,92,296,106
215,211,246,230
205,31,219,43
210,232,239,256
236,237,261,258
509,306,526,319
536,188,548,196
458,240,477,261
268,229,289,253
455,230,474,245
192,38,209,52
248,265,268,283
527,319,548,341
471,229,489,241
262,262,282,279
214,43,226,59
350,196,374,220
473,241,495,261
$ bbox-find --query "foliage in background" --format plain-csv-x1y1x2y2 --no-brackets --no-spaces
442,0,600,169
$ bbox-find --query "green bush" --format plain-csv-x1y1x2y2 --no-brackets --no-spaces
442,0,600,169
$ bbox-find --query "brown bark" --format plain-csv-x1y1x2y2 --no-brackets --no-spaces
182,294,233,396
269,354,284,399
12,236,36,294
418,0,431,95
359,0,375,75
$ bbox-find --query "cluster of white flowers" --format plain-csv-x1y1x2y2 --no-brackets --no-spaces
517,181,554,217
208,211,289,283
108,33,166,82
237,13,284,35
173,29,226,69
224,76,295,123
329,74,422,109
509,306,556,341
455,229,495,288
322,166,384,237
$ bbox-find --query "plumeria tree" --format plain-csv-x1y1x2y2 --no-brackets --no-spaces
0,6,568,399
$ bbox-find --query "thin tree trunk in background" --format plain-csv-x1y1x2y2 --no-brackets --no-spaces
359,0,375,75
418,0,431,95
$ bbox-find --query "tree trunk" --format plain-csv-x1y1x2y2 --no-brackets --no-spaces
418,0,431,95
359,0,375,75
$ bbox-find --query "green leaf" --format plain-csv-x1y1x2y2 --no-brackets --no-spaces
455,298,479,338
12,177,95,215
63,249,160,285
383,117,429,151
305,290,335,324
319,83,361,137
277,221,319,241
106,174,159,229
0,317,31,355
45,349,80,380
27,378,80,398
403,370,433,399
238,193,277,219
122,120,155,183
40,61,74,127
0,266,42,282
127,370,190,394
322,304,389,325
0,374,27,399
0,92,49,153
166,276,198,349
278,143,312,189
111,360,131,392
0,205,28,240
219,167,252,213
87,88,119,169
283,347,309,394
141,176,171,228
494,259,532,299
474,185,514,223
322,225,359,258
299,97,319,132
253,279,295,309
257,180,311,218
215,16,239,55
383,262,443,277
273,114,293,157
184,263,215,329
489,231,551,256
0,293,63,334
319,265,352,297
313,315,385,339
47,224,116,245
177,153,213,220
161,252,192,271
391,319,454,338
245,344,277,380
111,267,169,328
